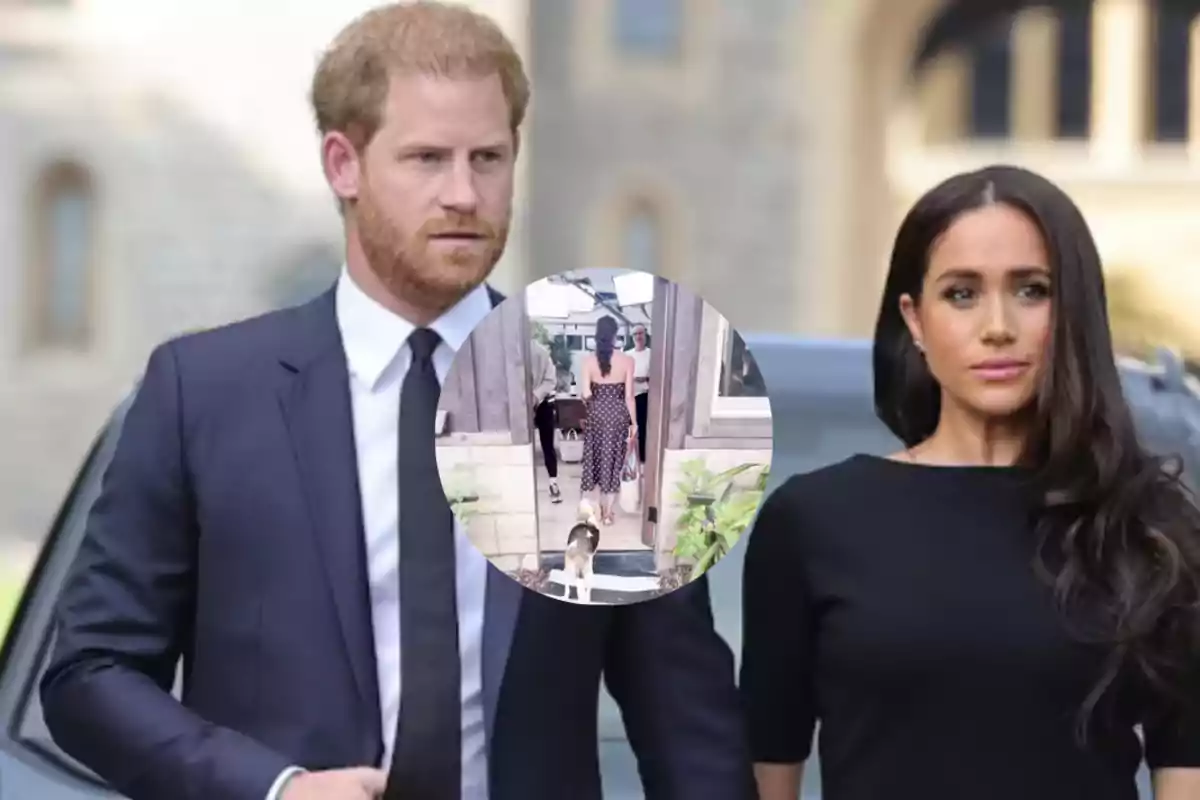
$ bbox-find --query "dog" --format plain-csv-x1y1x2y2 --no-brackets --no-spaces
561,498,601,603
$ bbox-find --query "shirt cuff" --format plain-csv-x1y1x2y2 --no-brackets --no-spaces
264,766,305,800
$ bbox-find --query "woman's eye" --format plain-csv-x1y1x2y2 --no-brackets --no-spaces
942,286,974,303
1018,282,1052,300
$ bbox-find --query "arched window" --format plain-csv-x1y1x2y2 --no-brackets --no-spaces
1151,0,1200,142
27,161,95,350
621,202,662,275
916,1,1098,142
969,18,1015,138
1055,2,1093,138
613,0,683,59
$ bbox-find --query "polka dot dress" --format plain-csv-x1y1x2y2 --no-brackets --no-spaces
580,382,630,494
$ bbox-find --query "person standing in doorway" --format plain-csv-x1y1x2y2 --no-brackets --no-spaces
580,316,636,525
629,324,651,476
530,336,561,503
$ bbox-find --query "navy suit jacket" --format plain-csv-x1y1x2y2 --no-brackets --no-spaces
39,286,755,800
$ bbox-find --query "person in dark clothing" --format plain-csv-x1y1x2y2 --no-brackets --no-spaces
530,336,561,503
741,164,1200,800
38,5,755,800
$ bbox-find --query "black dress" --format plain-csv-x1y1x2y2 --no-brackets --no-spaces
740,454,1200,800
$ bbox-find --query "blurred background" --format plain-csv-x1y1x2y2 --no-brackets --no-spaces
4,0,1200,709
2,2,1200,796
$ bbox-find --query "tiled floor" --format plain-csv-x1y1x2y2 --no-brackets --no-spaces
535,461,650,552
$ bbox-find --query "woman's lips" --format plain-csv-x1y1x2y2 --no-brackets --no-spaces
970,359,1030,381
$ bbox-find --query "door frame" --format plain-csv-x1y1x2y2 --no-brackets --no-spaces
640,278,675,550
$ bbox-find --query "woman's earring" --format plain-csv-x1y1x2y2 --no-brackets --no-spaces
914,340,925,354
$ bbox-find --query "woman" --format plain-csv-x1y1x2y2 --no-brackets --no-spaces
580,315,637,525
629,324,652,473
740,165,1200,800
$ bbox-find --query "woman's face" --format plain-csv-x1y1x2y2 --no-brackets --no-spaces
899,203,1053,424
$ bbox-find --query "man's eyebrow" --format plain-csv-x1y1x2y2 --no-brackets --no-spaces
395,140,513,152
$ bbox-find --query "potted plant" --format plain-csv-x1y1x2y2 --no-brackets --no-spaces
671,458,768,580
549,338,574,387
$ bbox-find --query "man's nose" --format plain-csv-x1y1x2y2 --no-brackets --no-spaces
439,156,480,214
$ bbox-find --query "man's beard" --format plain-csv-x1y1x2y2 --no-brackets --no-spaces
357,188,508,316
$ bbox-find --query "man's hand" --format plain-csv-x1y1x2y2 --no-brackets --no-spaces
280,768,388,799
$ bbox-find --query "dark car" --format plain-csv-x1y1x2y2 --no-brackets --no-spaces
3,336,1194,799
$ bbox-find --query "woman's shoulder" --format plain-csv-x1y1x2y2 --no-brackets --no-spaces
749,457,885,557
765,455,894,512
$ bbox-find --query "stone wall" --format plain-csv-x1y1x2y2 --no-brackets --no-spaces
0,55,338,552
527,0,806,335
437,435,538,573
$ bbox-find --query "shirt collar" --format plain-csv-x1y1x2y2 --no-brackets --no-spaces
335,266,493,390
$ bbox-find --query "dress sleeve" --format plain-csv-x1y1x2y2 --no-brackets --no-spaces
738,476,818,763
1142,658,1200,769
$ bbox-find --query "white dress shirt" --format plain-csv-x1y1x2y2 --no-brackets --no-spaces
267,268,493,800
631,347,652,396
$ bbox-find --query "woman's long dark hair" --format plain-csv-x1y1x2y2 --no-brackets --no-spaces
873,164,1200,736
595,315,618,377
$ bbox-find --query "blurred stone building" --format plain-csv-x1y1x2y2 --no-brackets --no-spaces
526,0,805,337
528,0,1200,346
0,1,344,542
0,0,532,547
843,0,1200,348
4,0,1200,546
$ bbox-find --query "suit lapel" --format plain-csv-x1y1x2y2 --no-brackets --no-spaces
482,565,523,740
480,281,521,743
276,289,381,727
275,282,513,748
486,285,506,308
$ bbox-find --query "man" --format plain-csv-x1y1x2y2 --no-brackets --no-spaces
38,3,754,800
629,324,651,475
529,336,561,503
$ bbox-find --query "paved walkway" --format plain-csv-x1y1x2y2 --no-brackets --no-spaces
534,461,662,605
535,462,648,552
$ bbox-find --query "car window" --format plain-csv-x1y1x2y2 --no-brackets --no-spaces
0,396,179,797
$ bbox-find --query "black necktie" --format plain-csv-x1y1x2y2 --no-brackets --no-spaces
386,327,462,800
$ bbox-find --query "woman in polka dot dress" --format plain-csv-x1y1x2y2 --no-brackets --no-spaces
580,315,637,525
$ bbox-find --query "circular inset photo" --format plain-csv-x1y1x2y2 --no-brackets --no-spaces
435,268,774,605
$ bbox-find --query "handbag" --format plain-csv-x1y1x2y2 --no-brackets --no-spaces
558,428,584,463
618,445,640,514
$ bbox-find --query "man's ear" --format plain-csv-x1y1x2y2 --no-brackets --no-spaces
322,131,362,204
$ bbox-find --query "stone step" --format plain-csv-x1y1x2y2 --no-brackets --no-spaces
539,549,657,577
